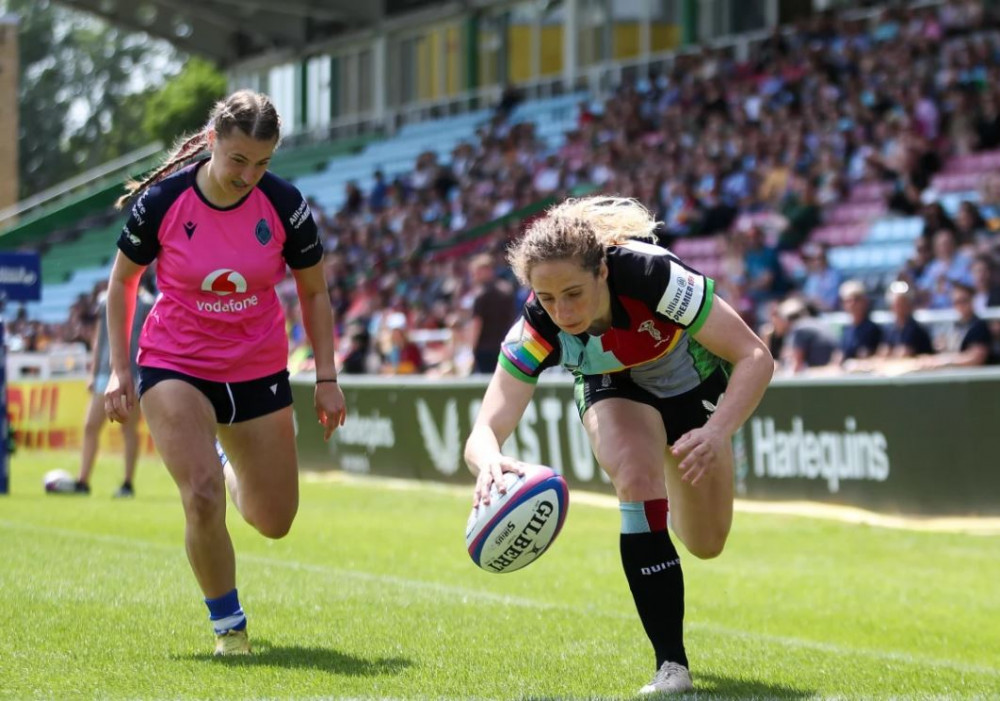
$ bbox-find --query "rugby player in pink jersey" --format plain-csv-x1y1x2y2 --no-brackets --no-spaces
103,90,347,656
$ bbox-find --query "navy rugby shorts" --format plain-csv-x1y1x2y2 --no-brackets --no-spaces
137,366,293,424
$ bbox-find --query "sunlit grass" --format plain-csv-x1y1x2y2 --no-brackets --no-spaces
1,452,997,699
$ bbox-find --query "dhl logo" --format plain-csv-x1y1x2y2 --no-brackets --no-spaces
6,381,156,454
8,384,60,424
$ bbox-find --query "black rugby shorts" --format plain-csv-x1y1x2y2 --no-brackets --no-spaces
575,368,729,444
137,366,293,424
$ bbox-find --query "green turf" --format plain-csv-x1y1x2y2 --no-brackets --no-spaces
1,452,998,700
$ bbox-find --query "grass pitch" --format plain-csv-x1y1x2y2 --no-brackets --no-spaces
1,452,998,700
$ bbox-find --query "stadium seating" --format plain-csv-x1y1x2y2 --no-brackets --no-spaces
292,110,493,212
17,268,106,324
507,93,585,149
40,221,119,285
866,217,924,244
8,0,1000,354
2,221,117,323
824,201,887,226
846,181,892,204
669,235,726,259
269,134,376,180
291,94,586,212
809,223,870,248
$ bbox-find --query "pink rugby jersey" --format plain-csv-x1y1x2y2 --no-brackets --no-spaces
117,160,323,382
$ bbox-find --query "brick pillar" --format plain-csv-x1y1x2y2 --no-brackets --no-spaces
0,16,19,211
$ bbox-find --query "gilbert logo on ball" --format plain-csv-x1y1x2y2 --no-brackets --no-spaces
465,464,569,573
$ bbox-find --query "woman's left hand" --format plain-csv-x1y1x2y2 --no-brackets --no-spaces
671,424,732,486
315,382,347,440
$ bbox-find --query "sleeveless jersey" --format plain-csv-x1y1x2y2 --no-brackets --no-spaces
116,161,322,382
499,241,724,398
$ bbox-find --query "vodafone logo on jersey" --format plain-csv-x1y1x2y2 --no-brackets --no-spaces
201,269,248,297
198,269,258,313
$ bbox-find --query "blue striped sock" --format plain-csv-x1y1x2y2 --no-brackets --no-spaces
205,588,246,634
215,439,229,468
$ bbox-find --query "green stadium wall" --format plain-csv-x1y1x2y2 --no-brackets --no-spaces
292,370,1000,517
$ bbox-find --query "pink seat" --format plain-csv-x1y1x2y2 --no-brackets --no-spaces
779,251,804,277
848,181,889,203
984,151,1000,170
946,149,1000,174
686,256,723,279
825,201,886,225
669,238,701,258
670,234,726,258
931,172,981,193
947,155,980,174
810,223,868,247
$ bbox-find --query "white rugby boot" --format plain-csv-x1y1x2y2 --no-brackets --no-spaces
638,661,694,695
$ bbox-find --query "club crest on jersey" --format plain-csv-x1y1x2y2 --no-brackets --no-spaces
255,218,272,245
201,269,248,296
638,320,669,347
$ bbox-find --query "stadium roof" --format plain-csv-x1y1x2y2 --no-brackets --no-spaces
53,0,388,66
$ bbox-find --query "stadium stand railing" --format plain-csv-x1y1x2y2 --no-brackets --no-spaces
0,143,163,250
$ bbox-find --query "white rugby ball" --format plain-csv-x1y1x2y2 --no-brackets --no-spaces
43,469,76,494
465,464,569,573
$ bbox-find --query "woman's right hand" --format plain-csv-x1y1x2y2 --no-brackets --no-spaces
473,456,526,507
104,369,135,423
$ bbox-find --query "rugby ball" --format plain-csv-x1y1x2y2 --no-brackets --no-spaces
465,464,569,573
43,469,76,494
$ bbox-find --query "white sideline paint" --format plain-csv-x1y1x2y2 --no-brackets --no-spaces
1,519,997,679
0,520,562,611
305,471,1000,536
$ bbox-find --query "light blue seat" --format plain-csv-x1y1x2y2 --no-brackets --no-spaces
828,246,855,270
939,190,979,216
867,216,923,243
69,266,111,286
885,244,914,268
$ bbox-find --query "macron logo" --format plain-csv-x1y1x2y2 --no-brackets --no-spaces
201,269,248,297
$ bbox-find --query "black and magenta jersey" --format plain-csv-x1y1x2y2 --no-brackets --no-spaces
117,160,322,382
499,241,724,398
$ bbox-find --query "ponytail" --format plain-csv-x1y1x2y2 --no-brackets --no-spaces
115,131,209,210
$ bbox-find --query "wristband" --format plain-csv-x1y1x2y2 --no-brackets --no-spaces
316,378,338,384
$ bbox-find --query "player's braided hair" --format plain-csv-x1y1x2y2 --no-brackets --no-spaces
115,90,281,210
507,196,658,285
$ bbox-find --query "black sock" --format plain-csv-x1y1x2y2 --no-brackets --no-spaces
620,501,687,669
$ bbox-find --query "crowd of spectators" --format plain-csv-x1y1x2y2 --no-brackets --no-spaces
5,285,103,356
299,0,1000,377
9,0,1000,379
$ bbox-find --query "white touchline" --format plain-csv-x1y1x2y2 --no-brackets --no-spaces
306,472,1000,536
0,520,561,611
2,519,997,678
